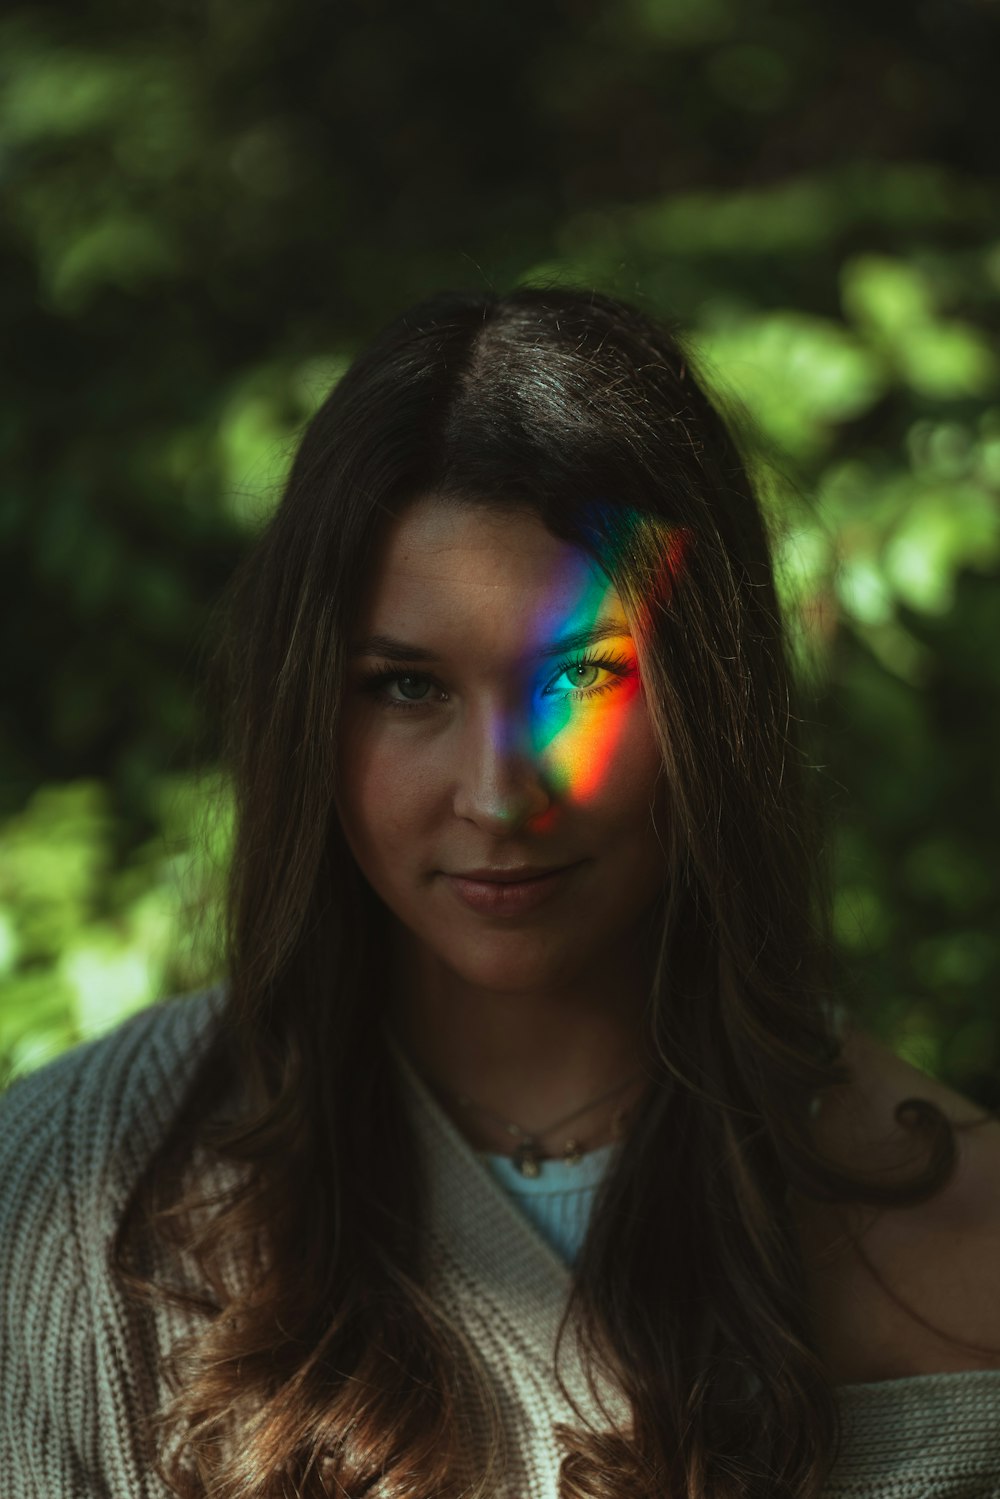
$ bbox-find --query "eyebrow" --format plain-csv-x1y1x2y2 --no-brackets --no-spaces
349,617,632,663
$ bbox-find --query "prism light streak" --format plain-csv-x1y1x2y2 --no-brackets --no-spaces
518,516,692,821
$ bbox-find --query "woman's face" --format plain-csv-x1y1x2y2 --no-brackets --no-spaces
335,494,669,996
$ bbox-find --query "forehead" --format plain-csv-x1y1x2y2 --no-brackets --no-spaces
355,495,626,647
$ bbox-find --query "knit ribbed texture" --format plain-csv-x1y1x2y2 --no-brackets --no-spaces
2,986,1000,1497
480,1143,617,1267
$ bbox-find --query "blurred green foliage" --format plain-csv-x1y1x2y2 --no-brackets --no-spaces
2,0,998,1100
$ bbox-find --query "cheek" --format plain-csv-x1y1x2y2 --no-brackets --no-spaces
339,729,434,861
338,692,664,846
584,701,663,816
542,677,656,806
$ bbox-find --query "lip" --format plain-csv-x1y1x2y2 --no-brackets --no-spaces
442,862,581,917
450,864,570,883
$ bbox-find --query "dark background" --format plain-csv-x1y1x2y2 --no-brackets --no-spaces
2,0,998,1097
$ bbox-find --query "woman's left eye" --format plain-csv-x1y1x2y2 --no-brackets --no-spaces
359,651,635,713
548,656,627,699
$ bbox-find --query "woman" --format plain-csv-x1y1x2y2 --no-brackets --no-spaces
3,286,1000,1499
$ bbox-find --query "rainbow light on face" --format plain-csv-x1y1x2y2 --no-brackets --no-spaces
515,508,694,827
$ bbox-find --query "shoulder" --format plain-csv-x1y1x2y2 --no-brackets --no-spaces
0,985,229,1491
794,1023,1000,1382
0,984,228,1255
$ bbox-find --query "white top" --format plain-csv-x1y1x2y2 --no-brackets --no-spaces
3,985,1000,1497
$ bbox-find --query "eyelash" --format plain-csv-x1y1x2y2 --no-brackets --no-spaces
359,650,636,714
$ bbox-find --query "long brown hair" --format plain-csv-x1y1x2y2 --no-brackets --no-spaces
114,286,989,1497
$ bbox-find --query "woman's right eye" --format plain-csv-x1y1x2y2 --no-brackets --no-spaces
359,667,444,712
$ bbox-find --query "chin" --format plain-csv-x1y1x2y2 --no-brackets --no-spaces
442,939,595,993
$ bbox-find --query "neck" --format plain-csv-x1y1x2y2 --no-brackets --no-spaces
384,918,656,1156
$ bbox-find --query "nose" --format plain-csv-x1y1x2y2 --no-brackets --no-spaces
451,701,552,833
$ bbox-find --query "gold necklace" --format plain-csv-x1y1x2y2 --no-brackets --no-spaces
449,1072,644,1177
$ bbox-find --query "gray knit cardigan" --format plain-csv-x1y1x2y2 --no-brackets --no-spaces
3,986,1000,1497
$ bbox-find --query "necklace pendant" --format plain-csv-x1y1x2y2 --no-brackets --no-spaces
562,1138,583,1165
513,1140,543,1177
